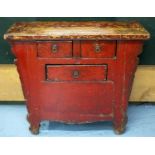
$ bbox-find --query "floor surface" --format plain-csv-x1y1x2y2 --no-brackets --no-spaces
0,104,154,137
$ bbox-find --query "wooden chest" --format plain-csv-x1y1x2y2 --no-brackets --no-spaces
4,21,150,134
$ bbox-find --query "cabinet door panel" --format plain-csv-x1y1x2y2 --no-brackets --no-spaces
40,82,114,122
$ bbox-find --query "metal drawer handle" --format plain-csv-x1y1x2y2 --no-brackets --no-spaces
51,44,58,53
95,43,101,53
72,70,80,78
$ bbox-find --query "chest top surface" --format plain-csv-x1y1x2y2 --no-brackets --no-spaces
4,21,150,41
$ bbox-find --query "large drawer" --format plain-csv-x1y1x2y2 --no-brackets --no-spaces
46,65,107,81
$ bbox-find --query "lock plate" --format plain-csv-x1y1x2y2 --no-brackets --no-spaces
51,44,58,53
72,70,80,78
95,43,101,53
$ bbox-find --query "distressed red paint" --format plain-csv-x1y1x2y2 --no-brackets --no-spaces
4,21,150,134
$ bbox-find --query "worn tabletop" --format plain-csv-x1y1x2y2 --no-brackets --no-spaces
4,21,150,40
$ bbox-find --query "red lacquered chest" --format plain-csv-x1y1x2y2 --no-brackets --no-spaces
4,21,150,134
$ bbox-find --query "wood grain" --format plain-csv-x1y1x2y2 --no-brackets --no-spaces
0,65,154,102
4,21,150,40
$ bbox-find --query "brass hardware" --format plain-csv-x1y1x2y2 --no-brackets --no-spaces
95,43,101,53
51,44,58,53
72,70,80,78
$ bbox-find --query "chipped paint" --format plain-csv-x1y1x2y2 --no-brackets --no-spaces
4,21,150,41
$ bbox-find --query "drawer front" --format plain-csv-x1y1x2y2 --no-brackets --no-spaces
46,65,107,81
37,41,72,58
81,40,116,58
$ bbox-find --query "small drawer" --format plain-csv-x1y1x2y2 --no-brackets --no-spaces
37,41,72,58
46,65,107,81
81,40,116,58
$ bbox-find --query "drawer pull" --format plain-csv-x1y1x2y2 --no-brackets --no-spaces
72,70,80,78
51,44,58,53
95,44,101,53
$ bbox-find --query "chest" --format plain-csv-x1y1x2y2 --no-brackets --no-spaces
4,21,150,134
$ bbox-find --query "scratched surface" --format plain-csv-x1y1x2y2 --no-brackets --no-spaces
4,21,150,40
0,104,154,137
